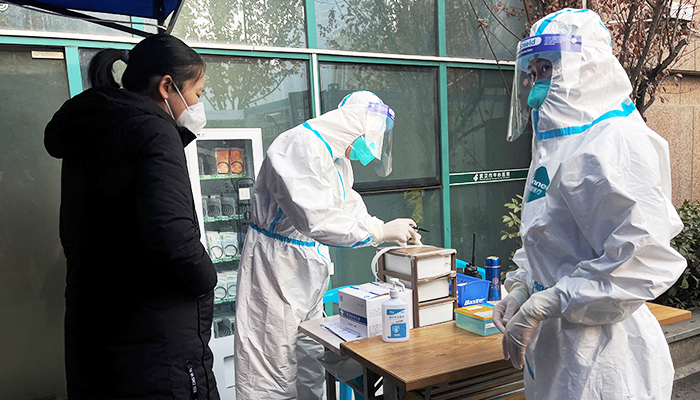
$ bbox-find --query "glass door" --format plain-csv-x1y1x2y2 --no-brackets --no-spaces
0,46,70,399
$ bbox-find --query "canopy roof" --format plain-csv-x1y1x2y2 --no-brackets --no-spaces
6,0,185,36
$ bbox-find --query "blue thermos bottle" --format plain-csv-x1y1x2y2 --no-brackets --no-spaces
485,256,501,301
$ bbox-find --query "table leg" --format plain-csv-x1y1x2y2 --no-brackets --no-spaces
362,366,373,399
382,380,406,400
326,370,337,400
363,366,383,400
384,379,399,400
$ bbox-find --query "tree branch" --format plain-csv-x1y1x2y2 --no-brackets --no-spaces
638,37,687,114
522,0,532,24
619,1,640,67
630,0,666,104
479,0,521,39
245,69,294,106
466,0,512,97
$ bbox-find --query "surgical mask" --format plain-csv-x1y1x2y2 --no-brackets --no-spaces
164,82,207,134
527,79,551,110
349,136,377,166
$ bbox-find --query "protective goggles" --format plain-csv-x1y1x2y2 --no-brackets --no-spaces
507,34,582,142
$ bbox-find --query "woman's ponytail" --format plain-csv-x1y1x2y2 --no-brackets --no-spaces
87,49,124,89
87,35,204,96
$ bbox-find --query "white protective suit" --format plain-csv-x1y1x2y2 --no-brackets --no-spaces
234,91,390,400
503,9,687,400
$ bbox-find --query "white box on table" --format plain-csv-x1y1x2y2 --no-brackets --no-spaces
384,249,453,279
338,281,413,339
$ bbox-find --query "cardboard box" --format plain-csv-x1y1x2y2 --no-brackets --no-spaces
338,282,413,338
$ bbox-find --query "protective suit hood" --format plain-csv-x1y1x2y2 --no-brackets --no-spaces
303,90,384,159
528,9,634,140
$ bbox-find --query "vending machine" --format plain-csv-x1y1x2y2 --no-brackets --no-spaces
185,128,264,400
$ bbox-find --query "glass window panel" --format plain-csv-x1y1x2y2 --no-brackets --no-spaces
315,0,437,56
79,48,98,90
319,63,439,189
171,0,306,48
0,5,155,36
130,17,159,35
448,68,530,172
330,189,443,287
445,0,527,60
0,47,69,399
450,180,525,276
199,56,311,151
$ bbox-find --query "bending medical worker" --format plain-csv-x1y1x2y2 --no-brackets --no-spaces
493,9,687,400
234,91,422,399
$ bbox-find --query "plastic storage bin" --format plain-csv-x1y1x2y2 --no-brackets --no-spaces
455,304,500,336
455,273,490,307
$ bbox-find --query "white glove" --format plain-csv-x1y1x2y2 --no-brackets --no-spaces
373,218,422,246
501,309,539,370
493,282,529,333
502,288,561,370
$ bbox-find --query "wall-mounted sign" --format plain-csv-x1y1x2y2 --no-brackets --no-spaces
449,168,528,186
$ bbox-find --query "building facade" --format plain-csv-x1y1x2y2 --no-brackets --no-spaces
2,1,695,399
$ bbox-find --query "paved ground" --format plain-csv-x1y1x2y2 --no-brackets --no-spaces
673,380,700,399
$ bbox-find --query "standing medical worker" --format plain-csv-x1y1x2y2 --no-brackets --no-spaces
234,91,422,399
493,9,686,400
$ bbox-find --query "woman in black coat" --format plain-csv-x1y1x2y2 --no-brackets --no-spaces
44,34,219,400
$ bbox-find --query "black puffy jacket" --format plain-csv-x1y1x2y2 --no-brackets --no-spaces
45,87,219,400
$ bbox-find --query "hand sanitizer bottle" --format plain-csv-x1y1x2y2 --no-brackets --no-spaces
382,278,409,342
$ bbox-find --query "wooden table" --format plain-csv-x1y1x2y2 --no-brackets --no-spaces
301,302,688,400
647,302,692,326
341,321,523,400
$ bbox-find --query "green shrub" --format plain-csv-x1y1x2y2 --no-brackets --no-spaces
500,195,523,280
654,200,700,309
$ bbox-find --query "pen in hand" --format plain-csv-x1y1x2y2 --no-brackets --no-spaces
410,225,430,233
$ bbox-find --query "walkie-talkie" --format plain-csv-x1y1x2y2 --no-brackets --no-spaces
464,233,483,279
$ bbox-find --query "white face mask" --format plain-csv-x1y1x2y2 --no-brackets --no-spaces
164,82,207,134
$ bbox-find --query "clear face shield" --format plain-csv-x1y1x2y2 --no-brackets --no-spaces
350,102,395,177
507,34,582,142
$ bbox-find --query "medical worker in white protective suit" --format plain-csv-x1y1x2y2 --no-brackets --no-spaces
492,9,687,400
234,90,422,400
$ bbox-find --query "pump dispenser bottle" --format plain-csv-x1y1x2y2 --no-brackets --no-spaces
382,278,409,342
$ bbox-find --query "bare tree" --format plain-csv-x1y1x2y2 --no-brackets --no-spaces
598,0,694,114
